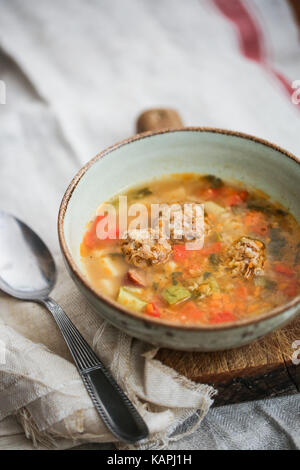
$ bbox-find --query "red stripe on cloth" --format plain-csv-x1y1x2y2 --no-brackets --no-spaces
213,0,264,62
213,0,299,108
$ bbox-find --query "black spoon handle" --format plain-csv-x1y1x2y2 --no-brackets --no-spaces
41,297,148,444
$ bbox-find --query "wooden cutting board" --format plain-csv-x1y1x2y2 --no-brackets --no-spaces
137,109,300,406
156,319,300,406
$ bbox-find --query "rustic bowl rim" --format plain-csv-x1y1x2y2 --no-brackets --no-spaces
58,127,300,332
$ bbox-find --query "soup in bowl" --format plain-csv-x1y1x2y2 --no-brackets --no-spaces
80,173,300,326
58,129,300,351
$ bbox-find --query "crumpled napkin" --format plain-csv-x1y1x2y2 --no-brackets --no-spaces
0,257,216,450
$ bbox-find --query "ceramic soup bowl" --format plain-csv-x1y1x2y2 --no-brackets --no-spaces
58,128,300,351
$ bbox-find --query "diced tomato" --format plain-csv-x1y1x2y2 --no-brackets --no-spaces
180,301,204,321
173,244,191,262
145,302,161,318
95,216,119,240
209,311,236,324
201,242,222,255
83,215,105,249
274,263,294,278
226,190,248,206
284,280,298,297
82,215,119,250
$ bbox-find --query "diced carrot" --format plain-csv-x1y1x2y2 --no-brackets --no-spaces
82,215,105,250
82,229,97,250
82,215,119,251
180,301,204,321
208,293,234,313
274,263,294,277
145,302,161,317
209,311,236,324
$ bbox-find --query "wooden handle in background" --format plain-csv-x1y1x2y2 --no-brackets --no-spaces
136,108,183,133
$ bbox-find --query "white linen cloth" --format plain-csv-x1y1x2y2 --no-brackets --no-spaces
0,0,299,450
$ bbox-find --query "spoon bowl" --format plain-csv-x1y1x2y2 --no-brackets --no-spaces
0,211,56,299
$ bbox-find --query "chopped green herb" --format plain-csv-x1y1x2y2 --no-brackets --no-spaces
204,174,223,188
211,231,222,242
203,272,211,280
275,209,288,217
265,279,277,291
194,278,220,298
171,272,182,285
247,201,287,217
110,197,120,208
209,253,220,266
246,201,270,214
254,277,276,290
208,277,220,293
191,291,201,300
130,187,152,200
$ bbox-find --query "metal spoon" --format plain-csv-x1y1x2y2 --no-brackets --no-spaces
0,211,148,444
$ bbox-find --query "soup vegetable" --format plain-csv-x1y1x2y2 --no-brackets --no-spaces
80,174,300,325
